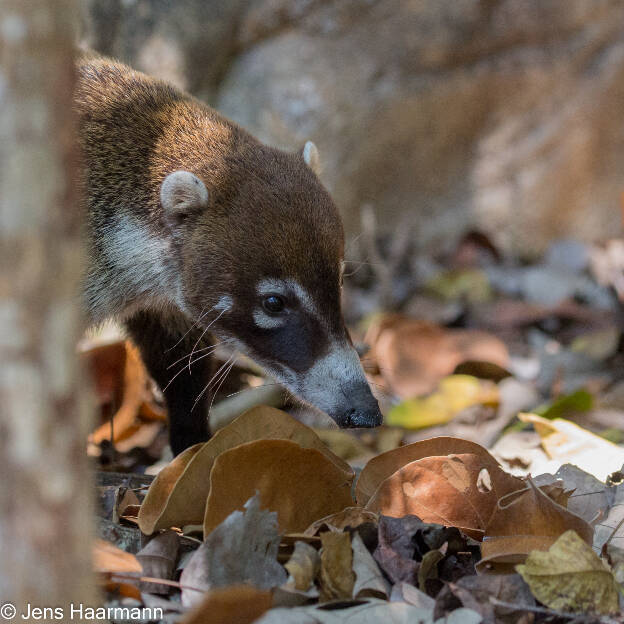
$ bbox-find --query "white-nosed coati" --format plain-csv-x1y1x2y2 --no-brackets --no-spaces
76,56,382,455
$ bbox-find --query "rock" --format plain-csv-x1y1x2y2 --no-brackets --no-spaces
80,0,247,101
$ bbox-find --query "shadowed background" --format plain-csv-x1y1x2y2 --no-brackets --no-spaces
81,0,624,256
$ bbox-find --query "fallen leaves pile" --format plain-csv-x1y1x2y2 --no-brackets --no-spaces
97,406,624,623
88,234,624,621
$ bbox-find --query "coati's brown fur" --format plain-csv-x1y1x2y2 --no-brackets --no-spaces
76,56,381,454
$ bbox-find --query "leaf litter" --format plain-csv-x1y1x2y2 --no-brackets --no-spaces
90,234,624,622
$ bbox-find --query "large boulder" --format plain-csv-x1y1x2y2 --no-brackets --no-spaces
82,0,624,254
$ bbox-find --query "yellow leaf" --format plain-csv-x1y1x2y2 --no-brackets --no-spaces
386,375,499,429
516,530,619,615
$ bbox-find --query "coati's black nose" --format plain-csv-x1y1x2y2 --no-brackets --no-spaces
333,383,383,428
341,405,384,428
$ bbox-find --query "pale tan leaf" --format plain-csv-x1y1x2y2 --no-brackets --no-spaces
517,530,619,614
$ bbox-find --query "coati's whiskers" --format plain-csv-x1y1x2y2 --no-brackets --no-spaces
360,359,400,375
194,351,238,412
165,336,234,371
162,344,224,392
225,382,283,398
164,305,210,353
187,307,229,374
206,356,239,416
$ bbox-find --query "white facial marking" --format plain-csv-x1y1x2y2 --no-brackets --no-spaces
252,309,287,329
256,278,319,319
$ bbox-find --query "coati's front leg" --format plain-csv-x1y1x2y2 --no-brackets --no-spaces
125,311,214,455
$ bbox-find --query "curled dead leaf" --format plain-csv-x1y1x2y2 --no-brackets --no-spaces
364,453,521,540
479,479,594,573
284,541,320,592
203,439,355,535
139,406,353,535
87,341,157,446
356,436,513,506
179,585,272,624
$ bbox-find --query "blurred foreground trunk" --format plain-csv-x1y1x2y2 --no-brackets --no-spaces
0,0,97,615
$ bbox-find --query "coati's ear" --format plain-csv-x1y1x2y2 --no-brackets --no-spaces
302,141,321,175
160,170,209,227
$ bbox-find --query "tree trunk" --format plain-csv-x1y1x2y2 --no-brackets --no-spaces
0,0,97,617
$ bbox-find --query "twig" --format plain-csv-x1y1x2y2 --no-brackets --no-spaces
489,597,612,623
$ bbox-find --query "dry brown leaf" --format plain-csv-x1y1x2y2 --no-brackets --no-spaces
304,507,378,536
93,538,142,574
365,316,508,398
356,436,514,506
138,443,204,534
139,406,353,535
319,532,355,602
179,585,272,624
102,580,142,601
88,341,154,445
479,479,594,573
364,453,521,540
203,439,354,535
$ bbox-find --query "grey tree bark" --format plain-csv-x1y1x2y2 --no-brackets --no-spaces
0,0,97,616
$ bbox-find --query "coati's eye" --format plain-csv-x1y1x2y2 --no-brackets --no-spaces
262,294,286,314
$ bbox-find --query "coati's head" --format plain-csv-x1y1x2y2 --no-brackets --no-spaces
159,140,382,429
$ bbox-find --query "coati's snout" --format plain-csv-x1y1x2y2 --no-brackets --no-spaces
193,274,384,430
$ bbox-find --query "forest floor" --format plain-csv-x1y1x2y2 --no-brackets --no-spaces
90,230,624,623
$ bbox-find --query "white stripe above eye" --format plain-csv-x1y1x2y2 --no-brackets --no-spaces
256,278,319,319
253,308,287,329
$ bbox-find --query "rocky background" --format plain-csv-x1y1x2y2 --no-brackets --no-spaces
81,0,624,256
